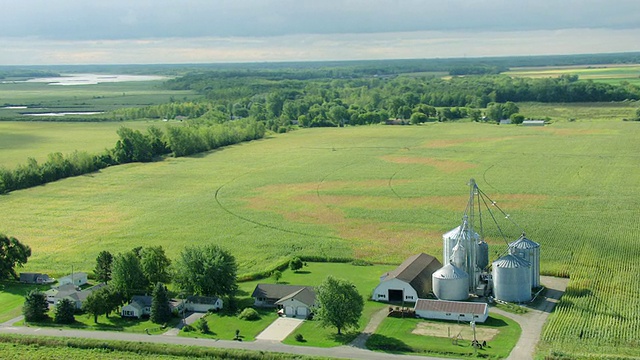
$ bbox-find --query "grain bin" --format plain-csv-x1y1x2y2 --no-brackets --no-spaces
476,240,489,270
432,263,469,301
492,254,531,302
442,222,480,270
508,233,540,288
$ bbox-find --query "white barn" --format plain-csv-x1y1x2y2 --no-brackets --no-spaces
372,253,442,303
414,299,489,323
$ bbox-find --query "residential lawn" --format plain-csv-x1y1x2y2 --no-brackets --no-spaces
367,314,520,359
0,281,49,323
23,313,180,334
283,300,387,347
180,306,279,341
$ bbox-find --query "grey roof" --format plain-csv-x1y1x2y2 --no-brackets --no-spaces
59,272,88,282
251,284,310,300
509,233,540,249
493,254,531,268
186,295,220,305
274,287,316,307
381,253,442,298
414,299,487,315
131,295,153,307
433,263,468,280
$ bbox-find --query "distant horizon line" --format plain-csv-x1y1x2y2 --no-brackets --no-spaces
2,50,640,68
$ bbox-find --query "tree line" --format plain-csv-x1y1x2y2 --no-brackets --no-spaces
0,118,266,194
151,72,640,129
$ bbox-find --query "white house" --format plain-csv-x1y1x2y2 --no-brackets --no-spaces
274,287,316,318
414,299,489,323
372,253,442,303
252,284,316,318
45,283,106,309
185,296,223,312
121,295,152,318
58,272,88,287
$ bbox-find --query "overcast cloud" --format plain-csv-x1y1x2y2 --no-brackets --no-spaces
2,0,639,65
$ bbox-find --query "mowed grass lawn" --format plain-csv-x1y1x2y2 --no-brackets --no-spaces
368,314,520,359
0,282,50,323
1,116,640,358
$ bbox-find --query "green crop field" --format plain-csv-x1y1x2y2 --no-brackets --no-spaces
504,64,640,85
0,120,161,168
1,111,639,358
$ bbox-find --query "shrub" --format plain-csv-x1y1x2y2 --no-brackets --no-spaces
294,333,305,342
289,257,303,272
238,308,260,321
195,318,210,334
181,324,195,332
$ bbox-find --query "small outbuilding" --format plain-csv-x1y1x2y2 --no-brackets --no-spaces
58,272,88,287
522,120,545,126
372,253,442,303
20,272,54,284
414,299,488,323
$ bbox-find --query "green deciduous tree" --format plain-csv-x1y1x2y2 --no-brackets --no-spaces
174,244,237,298
150,282,172,324
289,257,303,272
140,246,172,286
54,298,76,324
83,287,119,323
111,250,148,299
315,276,364,335
94,250,113,284
23,290,48,322
0,234,31,280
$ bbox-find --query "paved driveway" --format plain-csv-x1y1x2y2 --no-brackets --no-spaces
256,317,303,341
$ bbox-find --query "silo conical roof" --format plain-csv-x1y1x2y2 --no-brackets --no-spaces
493,254,531,268
509,233,540,249
433,263,468,279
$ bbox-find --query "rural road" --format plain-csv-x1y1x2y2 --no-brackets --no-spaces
0,276,568,360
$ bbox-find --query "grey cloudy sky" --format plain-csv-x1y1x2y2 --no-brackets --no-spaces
2,0,639,65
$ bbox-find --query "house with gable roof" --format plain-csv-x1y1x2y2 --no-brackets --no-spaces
372,253,442,303
251,284,316,318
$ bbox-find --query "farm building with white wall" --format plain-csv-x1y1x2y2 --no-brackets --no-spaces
372,253,442,302
414,299,488,323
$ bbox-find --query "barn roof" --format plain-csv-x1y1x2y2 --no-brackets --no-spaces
380,253,442,298
414,299,487,315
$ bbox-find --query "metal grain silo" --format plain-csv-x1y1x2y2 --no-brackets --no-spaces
476,240,489,270
508,233,540,288
492,254,531,303
432,263,469,301
442,222,480,272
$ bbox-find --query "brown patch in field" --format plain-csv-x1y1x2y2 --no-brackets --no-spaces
540,128,606,136
380,156,476,173
422,136,530,149
412,321,499,341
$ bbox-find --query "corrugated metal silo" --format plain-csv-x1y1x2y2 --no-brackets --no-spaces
492,254,531,302
442,223,480,271
476,240,489,270
452,241,466,269
432,263,469,301
508,233,540,288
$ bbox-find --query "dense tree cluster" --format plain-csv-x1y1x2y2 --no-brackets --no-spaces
173,244,238,298
154,72,640,130
0,234,31,280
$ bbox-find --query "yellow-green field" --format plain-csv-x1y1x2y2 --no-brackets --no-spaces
0,121,159,168
1,114,639,358
504,64,640,85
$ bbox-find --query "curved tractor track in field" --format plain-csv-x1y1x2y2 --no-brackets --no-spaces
214,172,344,241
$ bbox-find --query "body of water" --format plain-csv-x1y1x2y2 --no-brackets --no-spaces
16,73,167,86
23,111,104,117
